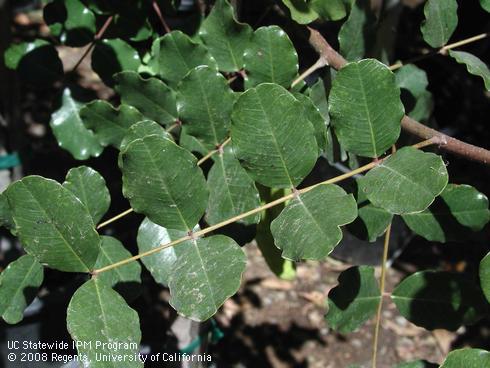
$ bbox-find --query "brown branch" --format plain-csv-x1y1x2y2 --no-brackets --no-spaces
152,0,172,34
307,27,490,165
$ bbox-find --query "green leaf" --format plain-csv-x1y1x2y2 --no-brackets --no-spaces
94,236,141,300
243,26,299,89
0,255,43,324
402,184,490,242
271,184,357,261
206,146,261,226
479,252,490,303
114,71,178,126
0,192,15,231
67,278,142,367
311,0,347,21
280,0,319,24
199,0,252,72
50,88,103,160
294,93,328,155
325,266,381,333
481,0,490,12
420,0,458,48
92,38,141,86
329,58,404,158
308,78,330,124
449,50,490,91
231,83,318,188
441,348,490,368
391,271,488,330
120,120,173,153
63,166,111,224
395,64,433,122
80,100,144,149
338,0,377,61
177,66,235,148
4,39,63,85
179,126,210,156
121,135,208,231
359,147,448,214
149,30,218,87
4,176,101,272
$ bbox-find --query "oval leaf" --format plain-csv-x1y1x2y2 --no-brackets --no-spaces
231,83,318,188
441,348,490,368
420,0,458,48
359,147,449,214
121,135,208,231
329,58,404,158
449,50,490,91
395,64,433,122
120,120,173,153
281,0,318,24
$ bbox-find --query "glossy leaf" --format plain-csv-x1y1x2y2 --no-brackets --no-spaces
395,64,433,122
199,0,252,72
121,135,208,231
206,146,261,226
0,255,43,324
231,83,318,188
329,59,404,158
449,50,490,91
177,66,235,148
441,348,490,367
67,278,142,367
149,30,218,86
80,100,144,149
120,120,173,153
280,0,318,24
402,184,490,242
294,93,328,154
391,271,488,330
479,252,490,303
4,176,101,272
271,184,357,261
325,266,381,333
420,0,458,48
243,26,299,88
63,166,111,224
359,147,448,214
94,236,141,299
114,71,178,126
50,88,103,160
92,38,141,86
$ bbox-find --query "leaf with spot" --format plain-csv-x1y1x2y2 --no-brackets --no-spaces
121,135,208,231
177,66,235,148
402,184,490,242
114,71,178,126
67,278,142,367
80,100,144,149
148,30,218,87
325,266,381,333
359,147,448,214
395,64,433,122
449,51,490,91
199,0,252,72
271,184,357,261
420,0,458,48
391,271,488,330
4,176,101,272
0,255,43,324
62,166,111,225
231,83,318,188
329,59,404,158
243,26,298,88
479,252,490,303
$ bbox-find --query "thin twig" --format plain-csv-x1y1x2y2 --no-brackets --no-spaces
197,137,231,166
96,208,134,230
152,0,172,34
372,223,392,368
291,57,328,88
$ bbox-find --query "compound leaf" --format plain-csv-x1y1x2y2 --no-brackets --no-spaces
449,50,490,91
420,0,458,48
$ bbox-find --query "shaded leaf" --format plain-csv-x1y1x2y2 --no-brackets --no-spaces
5,176,101,272
449,50,490,91
0,192,15,231
325,266,381,333
179,126,210,156
231,83,318,188
280,0,318,24
50,88,103,160
80,100,144,149
480,252,490,303
359,147,448,214
63,166,111,224
481,0,490,12
206,146,261,226
243,26,299,88
441,348,490,367
0,255,43,324
114,71,178,126
67,278,142,367
311,0,347,21
402,184,490,242
149,30,218,86
329,59,404,158
294,93,327,155
391,271,488,330
395,64,433,122
121,135,208,231
199,0,253,72
420,0,458,48
271,184,357,261
177,66,235,148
